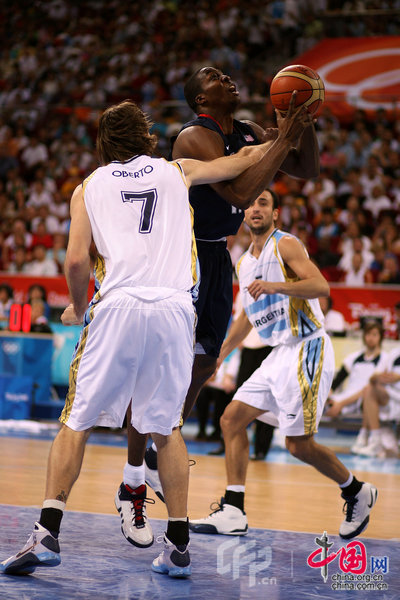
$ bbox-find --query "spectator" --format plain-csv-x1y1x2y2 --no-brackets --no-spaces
3,219,33,269
31,206,59,236
352,346,400,458
7,246,30,274
302,172,336,217
376,253,400,285
0,283,14,326
27,284,51,319
338,229,374,272
342,251,374,286
337,195,361,228
29,298,53,334
20,137,49,175
359,155,384,198
319,296,347,337
27,180,53,209
326,320,388,419
315,206,341,240
49,191,69,225
47,232,67,273
25,244,58,276
362,184,392,219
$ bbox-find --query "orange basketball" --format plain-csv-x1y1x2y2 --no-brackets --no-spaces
270,64,325,115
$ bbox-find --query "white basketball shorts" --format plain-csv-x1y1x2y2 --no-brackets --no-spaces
234,331,335,436
60,290,195,435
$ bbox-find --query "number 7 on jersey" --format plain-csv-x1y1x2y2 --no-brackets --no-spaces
121,189,158,234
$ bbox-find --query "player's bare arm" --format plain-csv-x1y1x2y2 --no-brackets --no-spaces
62,185,92,325
217,308,253,367
249,116,319,180
247,236,329,301
180,144,269,187
173,93,312,209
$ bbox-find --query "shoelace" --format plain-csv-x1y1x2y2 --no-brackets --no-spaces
207,499,224,516
342,496,358,522
189,459,196,467
132,495,155,527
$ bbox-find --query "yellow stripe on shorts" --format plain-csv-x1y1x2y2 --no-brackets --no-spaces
59,305,95,425
297,336,325,435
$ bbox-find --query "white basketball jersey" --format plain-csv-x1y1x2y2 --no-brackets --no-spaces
83,155,198,302
236,229,325,346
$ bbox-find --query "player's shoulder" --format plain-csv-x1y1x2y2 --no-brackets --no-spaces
174,125,224,160
275,230,299,249
177,122,221,142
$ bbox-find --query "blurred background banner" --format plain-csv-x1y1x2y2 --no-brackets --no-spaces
294,36,400,121
0,332,53,408
0,275,95,307
330,284,400,336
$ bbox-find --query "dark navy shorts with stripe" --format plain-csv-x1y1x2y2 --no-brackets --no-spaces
195,240,233,358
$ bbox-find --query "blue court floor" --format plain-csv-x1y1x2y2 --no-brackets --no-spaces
0,504,398,600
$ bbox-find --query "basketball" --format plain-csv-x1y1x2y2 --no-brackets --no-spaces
270,64,325,115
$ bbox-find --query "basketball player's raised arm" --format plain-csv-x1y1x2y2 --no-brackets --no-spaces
62,185,92,325
247,236,330,301
217,308,253,367
249,115,320,180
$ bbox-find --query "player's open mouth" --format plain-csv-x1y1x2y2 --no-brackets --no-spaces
229,84,239,95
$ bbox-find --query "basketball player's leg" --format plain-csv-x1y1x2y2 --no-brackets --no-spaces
189,390,268,536
126,404,148,467
45,425,91,500
115,407,154,548
285,434,349,483
0,424,91,575
150,428,191,577
143,352,216,501
221,401,266,485
284,433,377,539
181,353,217,422
152,428,189,518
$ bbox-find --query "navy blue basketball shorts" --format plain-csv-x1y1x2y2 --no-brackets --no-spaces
194,240,233,358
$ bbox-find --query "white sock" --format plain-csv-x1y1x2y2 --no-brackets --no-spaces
42,499,66,511
151,442,157,453
226,485,245,493
369,429,381,442
339,472,353,489
358,427,368,437
123,462,145,489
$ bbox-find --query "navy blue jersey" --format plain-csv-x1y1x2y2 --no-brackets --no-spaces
170,115,259,240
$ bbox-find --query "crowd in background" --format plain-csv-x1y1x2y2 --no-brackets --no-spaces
1,0,400,284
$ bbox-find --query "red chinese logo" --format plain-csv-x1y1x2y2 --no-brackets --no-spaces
307,534,367,579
